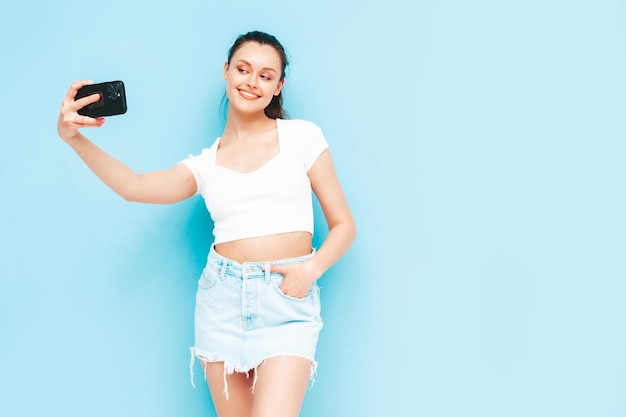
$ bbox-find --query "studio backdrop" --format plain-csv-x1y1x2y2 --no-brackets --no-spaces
1,1,625,416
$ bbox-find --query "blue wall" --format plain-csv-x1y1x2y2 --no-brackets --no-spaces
1,1,625,416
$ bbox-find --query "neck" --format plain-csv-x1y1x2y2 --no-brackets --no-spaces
223,107,276,140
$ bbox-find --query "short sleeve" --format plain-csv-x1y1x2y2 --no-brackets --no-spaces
278,119,329,171
178,147,214,196
302,121,329,171
178,158,200,196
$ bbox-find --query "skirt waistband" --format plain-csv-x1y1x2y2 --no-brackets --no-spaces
207,245,315,279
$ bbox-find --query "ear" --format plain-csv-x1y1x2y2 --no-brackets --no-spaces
223,61,229,81
274,79,284,96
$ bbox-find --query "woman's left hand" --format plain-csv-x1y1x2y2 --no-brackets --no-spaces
265,261,320,299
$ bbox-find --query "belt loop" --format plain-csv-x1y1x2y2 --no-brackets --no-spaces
220,259,227,279
264,262,271,282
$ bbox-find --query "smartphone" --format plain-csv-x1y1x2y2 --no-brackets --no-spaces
76,80,127,117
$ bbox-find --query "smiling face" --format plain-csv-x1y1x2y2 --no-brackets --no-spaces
223,41,284,116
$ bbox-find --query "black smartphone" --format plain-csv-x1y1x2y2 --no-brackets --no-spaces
76,80,127,117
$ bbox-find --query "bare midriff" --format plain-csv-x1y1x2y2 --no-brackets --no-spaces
214,231,313,263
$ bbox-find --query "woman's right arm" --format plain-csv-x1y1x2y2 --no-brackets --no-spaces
58,80,196,204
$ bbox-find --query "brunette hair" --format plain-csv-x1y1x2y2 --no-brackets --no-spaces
226,31,289,119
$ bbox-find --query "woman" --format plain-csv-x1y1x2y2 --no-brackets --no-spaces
57,31,356,417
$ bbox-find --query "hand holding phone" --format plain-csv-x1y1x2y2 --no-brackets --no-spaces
75,80,127,117
57,80,127,143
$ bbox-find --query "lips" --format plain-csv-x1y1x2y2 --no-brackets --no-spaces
238,89,260,100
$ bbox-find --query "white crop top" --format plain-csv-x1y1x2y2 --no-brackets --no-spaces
180,119,329,244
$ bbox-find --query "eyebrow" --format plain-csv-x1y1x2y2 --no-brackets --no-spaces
236,59,278,73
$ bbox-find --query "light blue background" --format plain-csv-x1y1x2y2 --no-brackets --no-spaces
1,1,625,416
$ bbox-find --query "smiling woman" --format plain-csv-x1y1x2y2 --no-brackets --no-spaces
223,31,288,120
55,30,356,417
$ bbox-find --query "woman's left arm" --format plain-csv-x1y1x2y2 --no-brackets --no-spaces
270,149,356,298
305,148,357,277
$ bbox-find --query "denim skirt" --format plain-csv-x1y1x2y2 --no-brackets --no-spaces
189,245,323,392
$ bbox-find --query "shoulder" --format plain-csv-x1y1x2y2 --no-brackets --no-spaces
277,118,327,147
179,139,219,172
185,139,219,160
277,119,329,170
277,118,323,136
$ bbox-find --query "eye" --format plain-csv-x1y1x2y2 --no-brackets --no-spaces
260,74,272,81
237,67,248,74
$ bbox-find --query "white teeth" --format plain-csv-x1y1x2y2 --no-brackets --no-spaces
240,90,258,99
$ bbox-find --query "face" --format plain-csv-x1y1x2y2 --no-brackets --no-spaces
223,42,284,115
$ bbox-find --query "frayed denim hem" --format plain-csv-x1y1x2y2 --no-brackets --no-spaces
189,347,318,400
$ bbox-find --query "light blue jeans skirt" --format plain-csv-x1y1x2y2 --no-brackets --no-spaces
190,245,323,396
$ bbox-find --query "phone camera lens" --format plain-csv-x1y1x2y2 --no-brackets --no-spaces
107,84,114,93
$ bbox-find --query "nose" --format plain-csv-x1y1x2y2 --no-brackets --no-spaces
246,73,258,89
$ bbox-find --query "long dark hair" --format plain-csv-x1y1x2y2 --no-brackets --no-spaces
225,31,289,119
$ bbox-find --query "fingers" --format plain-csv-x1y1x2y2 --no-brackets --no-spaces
278,283,308,299
58,80,103,141
73,92,102,111
59,94,101,129
60,80,103,124
263,264,289,276
65,80,93,101
62,80,100,111
68,115,105,128
58,110,104,136
266,264,310,298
